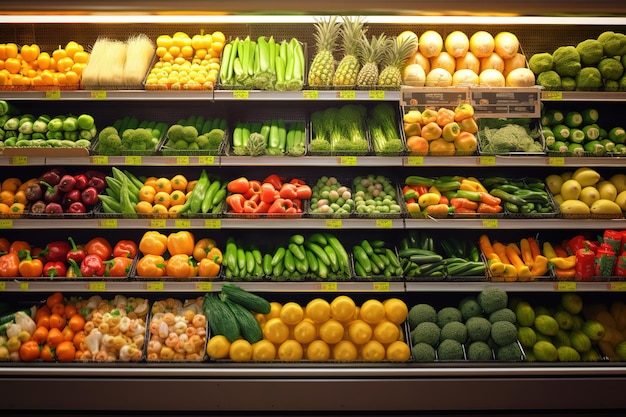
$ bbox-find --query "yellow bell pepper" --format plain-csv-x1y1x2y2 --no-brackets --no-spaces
166,231,195,256
198,258,221,278
136,254,167,277
165,253,196,278
139,231,168,256
192,238,218,262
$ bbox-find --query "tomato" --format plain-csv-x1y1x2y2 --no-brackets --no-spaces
48,313,67,330
63,304,77,320
31,325,49,344
62,325,75,342
50,302,65,317
47,327,65,348
35,304,51,324
40,343,55,362
227,177,249,194
19,340,40,362
56,340,76,362
46,291,64,308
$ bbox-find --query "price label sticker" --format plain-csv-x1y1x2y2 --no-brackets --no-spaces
610,282,626,292
556,282,576,291
373,282,390,292
541,91,563,100
11,156,27,166
302,90,319,99
482,219,499,228
0,282,6,291
0,219,13,229
338,90,356,99
45,90,61,100
198,156,215,165
339,156,357,165
479,155,496,166
89,282,106,291
375,219,393,229
195,282,213,291
175,219,191,229
319,282,338,291
548,157,565,166
91,155,109,165
406,156,424,166
150,219,167,228
205,219,221,229
91,90,107,100
98,219,118,228
176,156,190,165
125,156,142,165
233,90,249,99
20,282,29,291
325,219,342,229
369,90,385,100
147,281,164,291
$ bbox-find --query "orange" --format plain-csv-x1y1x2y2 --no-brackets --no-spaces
348,319,373,345
360,340,386,362
68,314,85,333
383,298,408,324
56,340,76,362
48,313,67,330
153,191,171,209
19,340,41,362
373,319,400,344
305,298,331,323
47,327,65,348
330,295,356,322
277,340,303,361
279,302,304,326
263,317,289,345
50,302,65,317
62,325,75,342
170,174,188,191
229,339,252,362
31,325,49,344
359,299,386,325
206,335,231,359
64,304,77,320
293,318,318,344
264,302,282,321
306,340,331,361
47,292,64,308
252,339,276,361
319,319,344,345
332,340,358,361
40,343,55,362
386,341,411,362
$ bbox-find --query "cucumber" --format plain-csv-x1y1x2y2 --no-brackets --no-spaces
224,298,263,344
203,294,240,342
220,283,271,314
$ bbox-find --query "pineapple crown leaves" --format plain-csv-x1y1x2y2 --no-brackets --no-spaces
339,16,368,56
312,16,342,54
383,35,418,68
358,33,388,64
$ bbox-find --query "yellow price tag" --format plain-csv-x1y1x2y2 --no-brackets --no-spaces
479,156,496,165
205,219,221,229
198,156,215,165
11,156,27,166
325,219,342,229
320,282,338,291
339,156,357,165
89,282,107,291
177,156,190,165
233,90,249,99
375,219,393,229
91,155,109,165
610,282,626,291
20,282,29,291
175,219,191,228
548,157,565,166
339,90,356,99
150,219,167,228
147,281,164,291
98,219,118,228
0,282,5,291
302,90,319,99
195,282,213,291
45,90,61,100
125,156,142,165
541,91,563,100
0,219,13,229
91,90,107,100
373,282,390,292
369,90,385,100
556,282,577,291
482,219,499,228
406,156,424,166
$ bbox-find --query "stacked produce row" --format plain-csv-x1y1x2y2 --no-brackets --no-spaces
2,287,625,364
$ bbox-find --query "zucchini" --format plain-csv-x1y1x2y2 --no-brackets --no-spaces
203,294,240,342
220,283,271,314
224,299,263,344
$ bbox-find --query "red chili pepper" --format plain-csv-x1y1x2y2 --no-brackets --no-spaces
567,235,587,255
113,240,138,259
80,254,105,277
43,261,67,278
66,236,86,263
84,237,112,260
263,174,283,190
41,240,72,262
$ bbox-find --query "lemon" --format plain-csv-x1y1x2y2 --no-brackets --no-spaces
229,339,253,362
252,340,276,361
293,319,318,345
206,335,231,359
348,319,373,345
383,298,409,324
280,301,304,326
360,340,386,362
374,319,401,344
319,318,345,345
278,340,303,361
386,341,411,362
333,340,358,361
305,340,331,361
359,299,386,325
305,298,331,323
263,317,290,345
265,302,282,321
330,295,356,322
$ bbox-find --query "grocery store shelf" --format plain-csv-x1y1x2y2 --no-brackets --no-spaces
404,217,626,229
542,91,626,101
405,281,626,292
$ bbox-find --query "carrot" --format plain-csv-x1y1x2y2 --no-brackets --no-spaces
527,237,541,260
479,192,501,206
519,238,534,267
450,197,478,210
425,203,450,214
492,241,511,264
506,243,532,281
453,207,477,214
477,202,503,213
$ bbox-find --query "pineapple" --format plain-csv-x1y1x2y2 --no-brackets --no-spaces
307,16,341,87
356,33,388,87
332,16,367,87
378,36,418,88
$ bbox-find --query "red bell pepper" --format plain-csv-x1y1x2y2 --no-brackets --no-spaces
41,240,72,262
615,252,626,277
279,183,298,200
227,177,250,194
113,239,138,259
66,236,86,263
43,261,67,278
243,200,258,213
84,237,112,260
80,254,105,277
295,184,312,200
226,193,245,213
260,183,276,204
264,174,283,190
268,198,294,214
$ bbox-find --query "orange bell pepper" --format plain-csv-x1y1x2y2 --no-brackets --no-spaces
139,231,168,256
436,107,456,127
198,258,221,278
166,253,196,278
18,250,43,277
0,252,20,277
136,254,166,277
167,231,195,256
105,256,134,277
192,238,218,261
421,121,443,141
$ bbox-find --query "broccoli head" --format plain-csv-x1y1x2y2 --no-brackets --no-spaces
575,39,604,66
437,306,462,328
537,70,562,91
576,67,603,90
552,46,581,78
496,342,522,361
490,320,518,347
528,52,554,75
466,316,492,342
410,321,441,347
477,286,508,314
412,342,436,362
458,296,482,321
437,339,464,361
96,126,122,156
467,341,493,361
440,321,468,344
598,57,624,81
408,303,437,329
